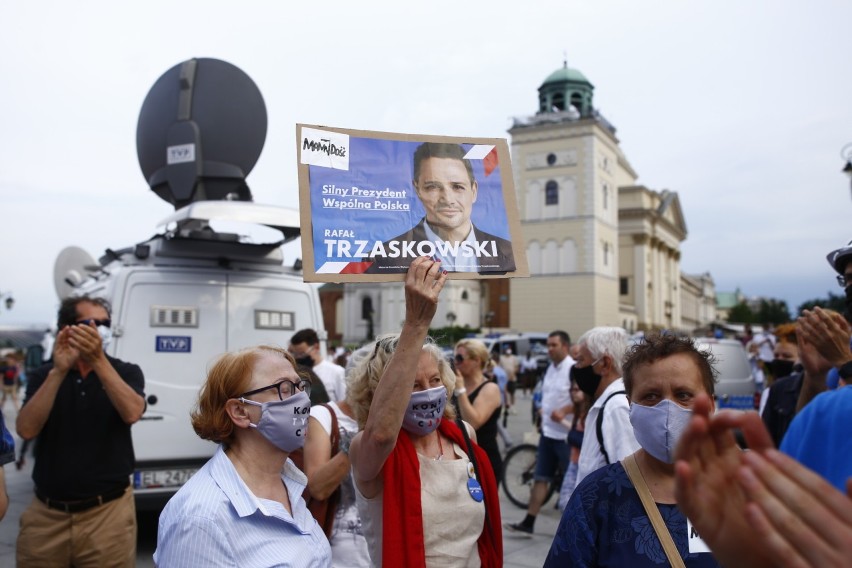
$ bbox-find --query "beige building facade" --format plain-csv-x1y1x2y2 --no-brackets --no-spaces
680,272,718,334
508,64,638,340
329,63,717,344
617,186,688,332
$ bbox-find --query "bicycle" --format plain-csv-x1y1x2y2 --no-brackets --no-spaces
501,442,564,509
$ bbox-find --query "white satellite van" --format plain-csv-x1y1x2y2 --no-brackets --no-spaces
52,58,325,508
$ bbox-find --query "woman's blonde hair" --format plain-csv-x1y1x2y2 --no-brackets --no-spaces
349,333,456,429
190,345,298,445
454,338,489,372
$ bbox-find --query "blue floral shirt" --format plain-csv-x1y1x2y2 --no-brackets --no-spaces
544,462,720,567
0,413,14,466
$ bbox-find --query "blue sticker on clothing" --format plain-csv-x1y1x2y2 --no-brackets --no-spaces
467,478,484,502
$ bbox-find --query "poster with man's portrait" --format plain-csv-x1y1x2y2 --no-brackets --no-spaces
297,124,529,282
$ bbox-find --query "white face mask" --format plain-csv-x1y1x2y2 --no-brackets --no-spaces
97,325,113,349
402,385,447,436
629,399,692,464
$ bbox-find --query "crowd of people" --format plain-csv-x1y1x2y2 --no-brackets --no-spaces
2,240,852,567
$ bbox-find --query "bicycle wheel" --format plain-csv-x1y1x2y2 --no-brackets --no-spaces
501,443,538,509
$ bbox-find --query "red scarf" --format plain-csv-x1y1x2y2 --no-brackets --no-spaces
382,419,503,567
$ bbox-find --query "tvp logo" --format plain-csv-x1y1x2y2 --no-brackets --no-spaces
156,336,192,353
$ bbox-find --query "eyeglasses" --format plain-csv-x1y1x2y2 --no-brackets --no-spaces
454,353,466,364
238,378,311,401
837,274,852,288
76,318,111,328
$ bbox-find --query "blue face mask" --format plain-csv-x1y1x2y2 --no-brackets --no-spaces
240,391,311,453
629,399,692,464
402,385,447,436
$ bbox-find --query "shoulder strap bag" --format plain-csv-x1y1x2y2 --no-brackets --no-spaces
596,389,626,464
622,453,686,568
304,403,341,538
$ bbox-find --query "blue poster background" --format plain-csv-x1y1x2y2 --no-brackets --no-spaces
308,136,510,270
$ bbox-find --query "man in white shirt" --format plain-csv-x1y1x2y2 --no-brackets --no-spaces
571,326,640,490
289,328,347,402
506,331,573,536
753,324,777,364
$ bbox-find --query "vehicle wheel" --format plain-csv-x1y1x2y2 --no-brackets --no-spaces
502,443,539,509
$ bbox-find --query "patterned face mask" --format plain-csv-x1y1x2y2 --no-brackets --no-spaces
241,391,311,452
401,385,447,436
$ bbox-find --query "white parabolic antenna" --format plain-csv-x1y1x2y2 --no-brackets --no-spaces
53,246,98,299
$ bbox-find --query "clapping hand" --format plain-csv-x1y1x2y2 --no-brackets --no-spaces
52,327,80,374
67,321,106,365
674,393,852,568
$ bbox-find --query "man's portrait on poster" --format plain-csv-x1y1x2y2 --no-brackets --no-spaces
306,136,516,277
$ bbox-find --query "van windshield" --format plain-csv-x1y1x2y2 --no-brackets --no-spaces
698,342,751,381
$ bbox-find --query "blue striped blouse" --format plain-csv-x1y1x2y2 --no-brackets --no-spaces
154,446,331,567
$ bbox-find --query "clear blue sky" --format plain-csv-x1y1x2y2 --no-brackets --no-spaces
2,0,850,327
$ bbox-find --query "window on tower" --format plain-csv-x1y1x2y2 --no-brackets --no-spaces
571,93,583,113
545,180,559,205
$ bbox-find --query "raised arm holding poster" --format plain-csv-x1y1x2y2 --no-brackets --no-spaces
297,124,528,282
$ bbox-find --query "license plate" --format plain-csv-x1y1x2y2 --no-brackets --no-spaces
717,395,754,410
134,468,198,489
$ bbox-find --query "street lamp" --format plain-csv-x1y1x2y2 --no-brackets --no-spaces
841,143,852,199
0,291,13,311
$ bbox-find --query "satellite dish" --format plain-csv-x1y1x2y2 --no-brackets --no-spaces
136,58,267,210
53,246,98,299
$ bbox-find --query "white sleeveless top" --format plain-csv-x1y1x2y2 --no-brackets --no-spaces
354,441,485,567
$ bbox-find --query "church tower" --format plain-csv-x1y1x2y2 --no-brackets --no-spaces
508,62,638,340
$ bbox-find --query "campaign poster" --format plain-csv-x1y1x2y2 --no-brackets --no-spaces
297,125,529,283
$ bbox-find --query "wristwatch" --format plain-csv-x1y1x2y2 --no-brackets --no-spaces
837,360,852,380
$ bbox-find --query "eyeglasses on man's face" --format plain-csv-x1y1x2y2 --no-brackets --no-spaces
76,318,112,328
836,273,852,288
238,378,311,401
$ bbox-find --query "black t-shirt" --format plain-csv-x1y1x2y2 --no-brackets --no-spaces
761,372,803,447
24,356,145,500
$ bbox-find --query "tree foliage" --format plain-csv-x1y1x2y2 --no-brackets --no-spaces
755,298,791,324
428,325,480,348
796,291,846,316
727,298,791,325
727,301,754,324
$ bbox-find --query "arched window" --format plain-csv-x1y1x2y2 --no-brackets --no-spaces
544,240,559,273
552,93,565,111
361,297,373,320
461,290,469,300
570,93,583,113
559,238,577,273
527,241,542,275
545,180,558,205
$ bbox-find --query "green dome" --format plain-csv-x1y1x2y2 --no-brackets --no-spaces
541,65,591,86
